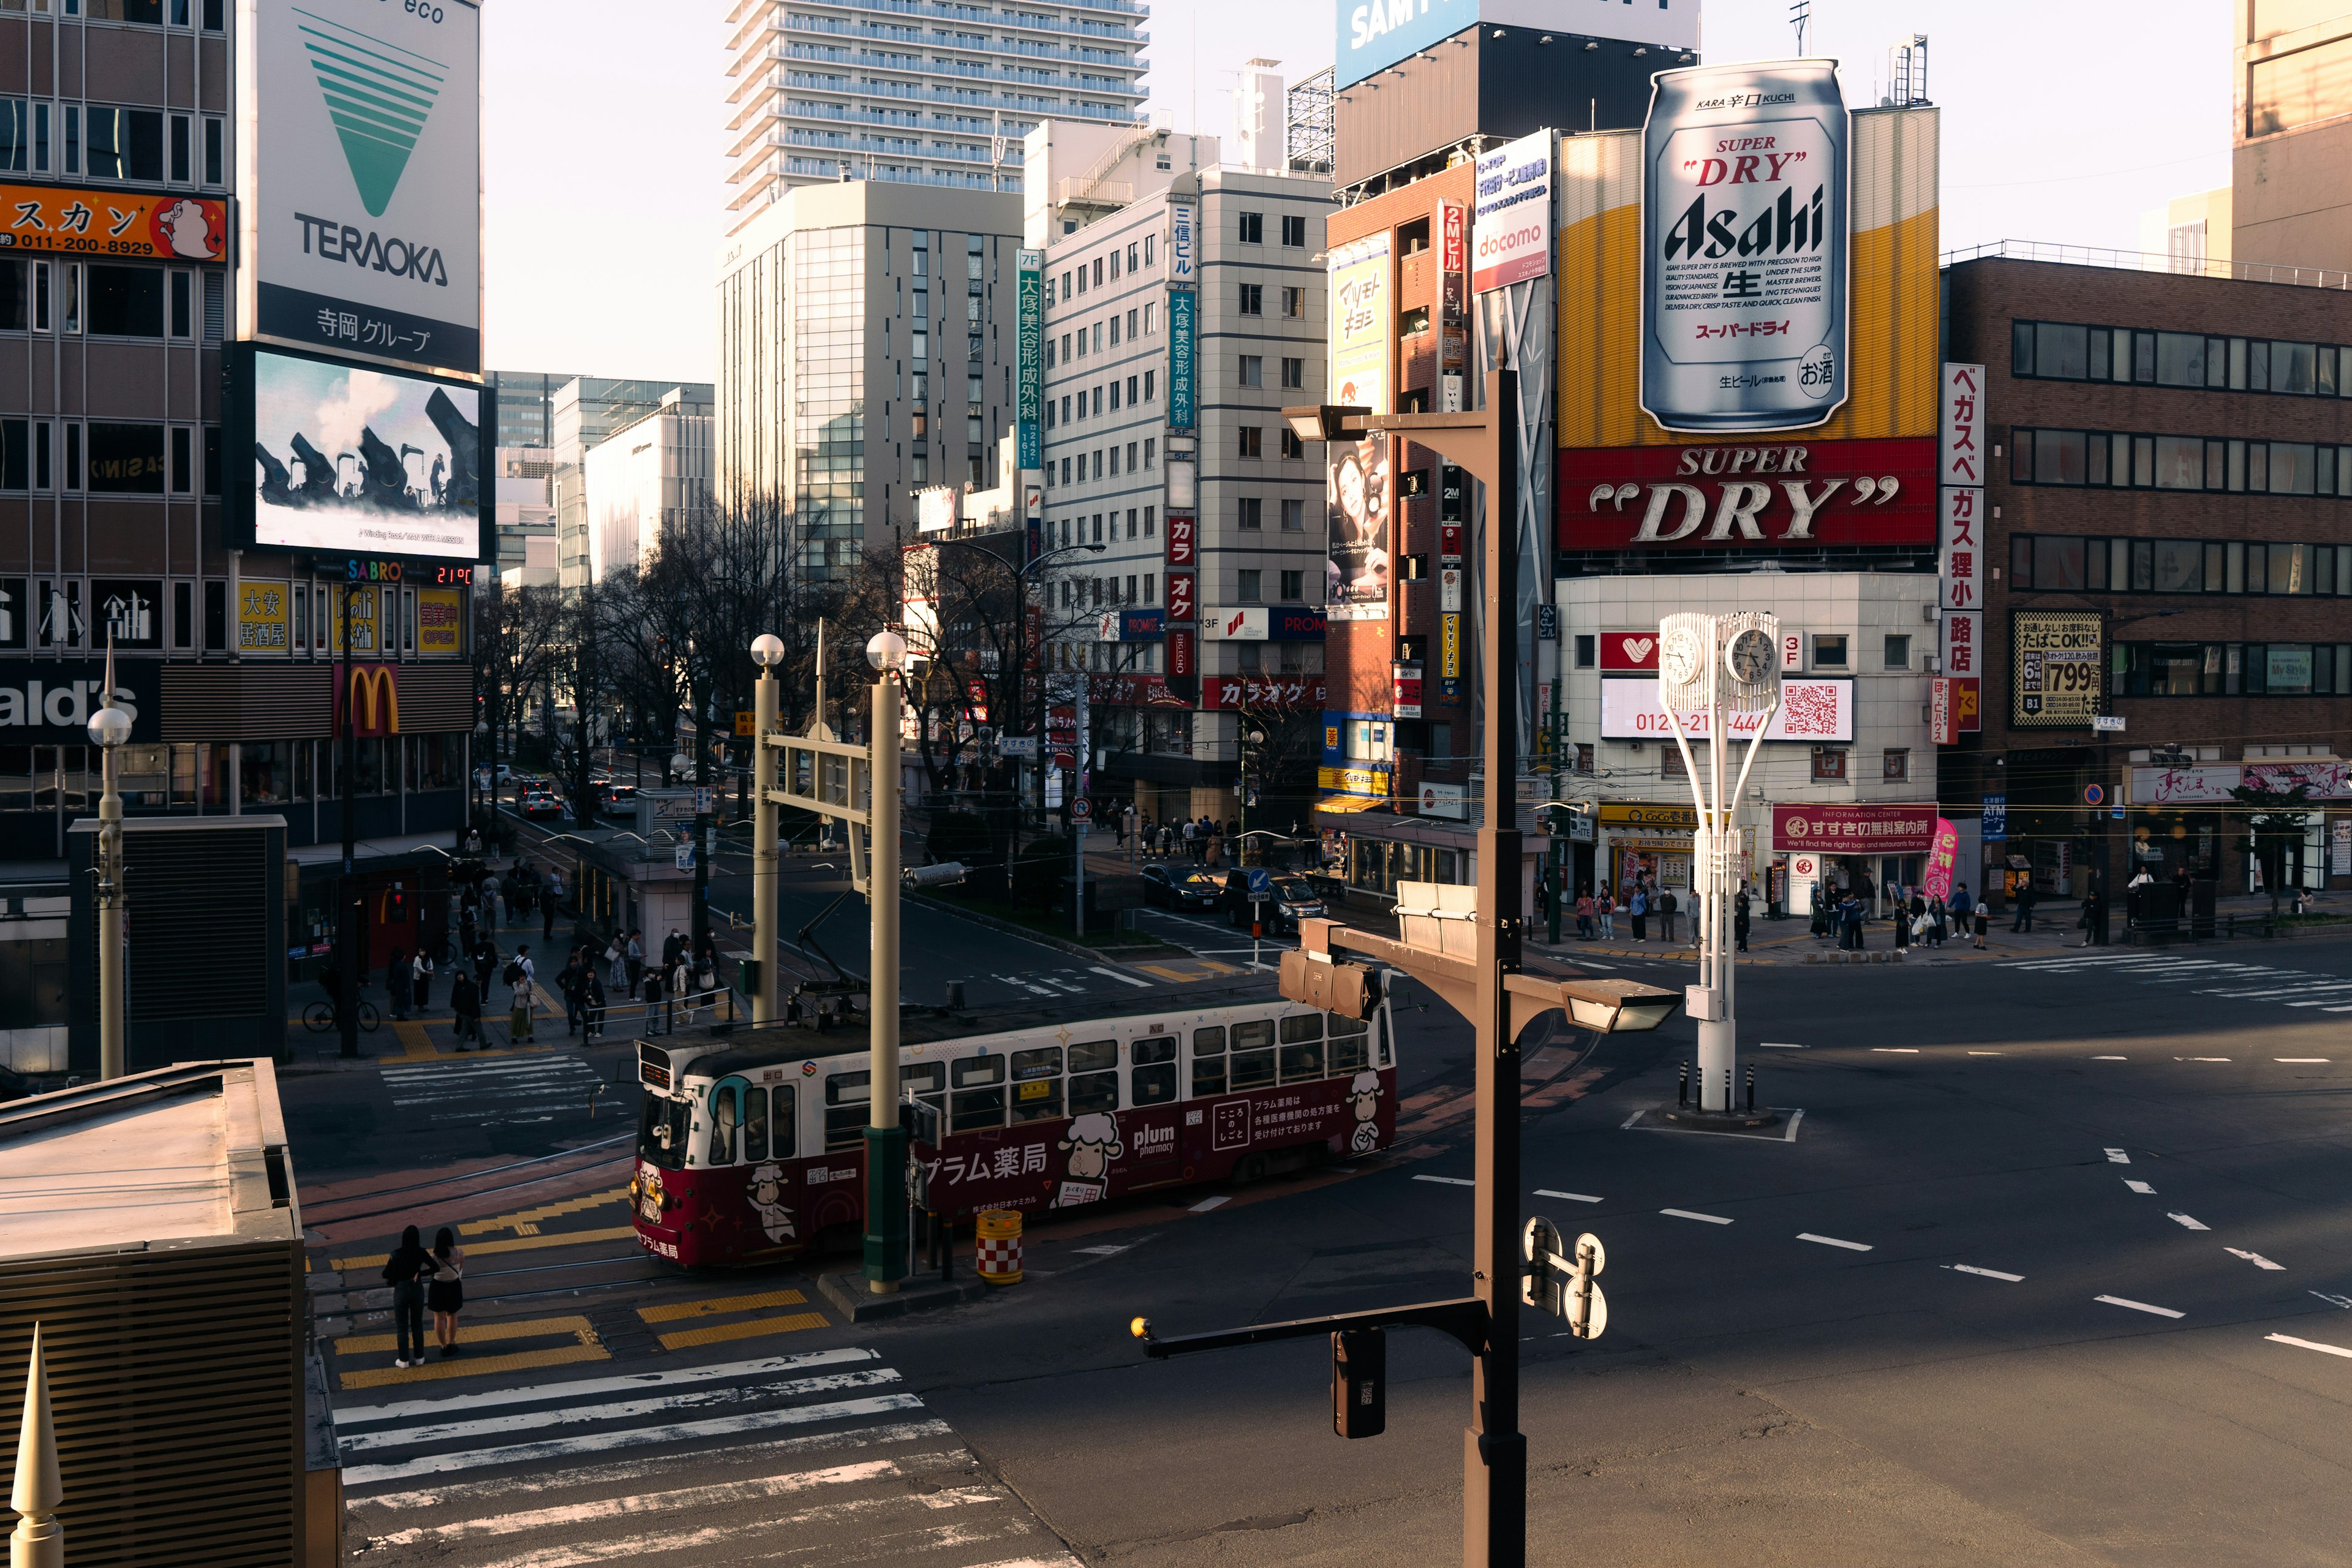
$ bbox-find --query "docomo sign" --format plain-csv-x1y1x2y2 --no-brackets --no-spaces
1472,129,1552,294
1559,437,1936,549
1600,677,1852,742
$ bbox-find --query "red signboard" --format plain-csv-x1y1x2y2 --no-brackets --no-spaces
1597,631,1660,673
1558,437,1939,551
331,662,401,738
1929,677,1956,745
1954,676,1980,733
1200,675,1327,710
1440,200,1466,274
1166,627,1196,685
1165,571,1196,623
1770,802,1941,853
1166,511,1196,568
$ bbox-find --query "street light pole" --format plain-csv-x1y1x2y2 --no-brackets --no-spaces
865,629,908,1294
748,634,783,1023
339,582,360,1060
88,634,130,1080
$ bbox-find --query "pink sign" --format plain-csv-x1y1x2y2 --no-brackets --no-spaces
1923,817,1958,900
1771,802,1940,853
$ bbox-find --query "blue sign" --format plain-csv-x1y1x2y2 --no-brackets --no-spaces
1981,793,2007,842
1118,608,1165,641
1245,867,1273,899
1336,0,1699,90
1267,605,1328,641
1167,288,1196,432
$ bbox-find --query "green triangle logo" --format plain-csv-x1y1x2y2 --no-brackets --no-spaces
298,9,446,219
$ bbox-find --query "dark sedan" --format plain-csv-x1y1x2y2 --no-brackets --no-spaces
1219,872,1327,932
1141,864,1223,911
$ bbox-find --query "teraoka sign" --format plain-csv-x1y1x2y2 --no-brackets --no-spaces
240,0,483,377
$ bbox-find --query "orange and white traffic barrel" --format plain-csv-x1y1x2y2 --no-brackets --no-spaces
974,1208,1023,1286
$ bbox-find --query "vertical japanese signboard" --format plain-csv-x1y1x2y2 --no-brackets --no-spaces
1472,129,1553,295
1168,287,1196,431
1164,505,1196,701
1939,486,1982,611
2011,610,2104,728
1017,248,1043,469
1169,202,1196,285
1938,362,1985,743
1328,232,1390,414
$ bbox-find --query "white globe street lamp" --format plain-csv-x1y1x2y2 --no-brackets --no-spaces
865,629,908,673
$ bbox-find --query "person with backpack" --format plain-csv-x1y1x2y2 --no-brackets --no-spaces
380,1226,431,1369
505,944,537,1044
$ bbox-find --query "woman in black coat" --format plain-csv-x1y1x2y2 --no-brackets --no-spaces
450,970,481,1048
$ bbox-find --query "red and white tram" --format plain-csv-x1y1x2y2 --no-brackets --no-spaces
630,982,1396,1267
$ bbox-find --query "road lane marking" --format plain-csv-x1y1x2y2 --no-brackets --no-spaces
1797,1233,1872,1251
2093,1055,2127,1060
1967,1050,2004,1055
637,1289,812,1324
655,1312,831,1353
334,1226,637,1272
335,1349,878,1428
338,1343,608,1392
2277,1058,2332,1063
1947,1264,2024,1281
1088,966,1155,989
1871,1047,1918,1054
1189,1195,1229,1212
1414,1175,1475,1187
2267,1333,2352,1360
1660,1208,1732,1224
2311,1292,2352,1309
1535,1189,1602,1203
2184,1057,2232,1063
341,1392,932,1487
2169,1213,2211,1231
1758,1041,1805,1049
2105,1148,2130,1163
2125,1180,2155,1194
2226,1248,2284,1270
2095,1294,2184,1319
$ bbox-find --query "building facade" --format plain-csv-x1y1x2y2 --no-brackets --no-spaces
720,0,1147,231
2233,0,2352,270
717,181,1022,580
547,377,710,589
582,392,715,580
1945,254,2352,899
1038,158,1333,826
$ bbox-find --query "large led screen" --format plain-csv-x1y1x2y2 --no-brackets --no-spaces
236,346,487,562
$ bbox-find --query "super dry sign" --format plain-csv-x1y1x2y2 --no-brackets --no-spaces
1559,437,1936,549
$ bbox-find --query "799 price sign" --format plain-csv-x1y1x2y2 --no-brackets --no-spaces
2011,609,2104,727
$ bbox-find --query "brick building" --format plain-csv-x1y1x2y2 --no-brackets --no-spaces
1943,252,2352,899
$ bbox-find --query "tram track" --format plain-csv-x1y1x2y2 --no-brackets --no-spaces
305,1136,636,1229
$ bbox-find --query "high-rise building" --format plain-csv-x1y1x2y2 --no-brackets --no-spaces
545,378,713,589
489,371,579,451
2233,0,2352,269
716,182,1022,580
720,0,1149,233
582,391,716,581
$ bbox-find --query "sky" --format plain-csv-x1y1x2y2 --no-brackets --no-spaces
480,1,2237,386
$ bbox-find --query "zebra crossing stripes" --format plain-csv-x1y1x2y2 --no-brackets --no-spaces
2002,951,2352,1014
379,1054,612,1125
340,1349,1079,1567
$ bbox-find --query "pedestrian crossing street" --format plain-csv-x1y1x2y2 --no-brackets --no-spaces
340,1348,1079,1567
2003,949,2352,1012
379,1052,620,1127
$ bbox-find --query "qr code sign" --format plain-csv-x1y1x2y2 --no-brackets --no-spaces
1781,684,1844,738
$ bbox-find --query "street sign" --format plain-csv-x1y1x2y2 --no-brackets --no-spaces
1521,1216,1566,1320
1522,1218,1608,1339
694,787,715,813
998,736,1038,758
734,710,755,736
2083,783,2105,807
1072,796,1092,821
2092,715,2127,733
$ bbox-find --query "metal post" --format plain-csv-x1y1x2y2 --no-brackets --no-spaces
8,1321,62,1568
751,665,778,1024
1699,655,1728,1110
94,636,125,1082
1464,366,1523,1567
1072,670,1089,937
865,666,908,1291
339,584,360,1060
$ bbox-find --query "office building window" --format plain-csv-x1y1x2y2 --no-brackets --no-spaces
1282,214,1307,247
1283,286,1304,318
1281,498,1305,530
1238,355,1262,386
1238,569,1262,601
1282,356,1305,390
1237,425,1261,458
1280,570,1303,600
1238,282,1262,316
1238,211,1262,244
1237,497,1262,529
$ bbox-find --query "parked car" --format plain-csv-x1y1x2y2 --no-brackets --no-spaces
1140,863,1222,911
1219,870,1326,932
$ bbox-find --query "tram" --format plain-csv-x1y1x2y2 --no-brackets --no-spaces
629,981,1396,1268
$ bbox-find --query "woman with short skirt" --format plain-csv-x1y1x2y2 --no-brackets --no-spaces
424,1226,466,1356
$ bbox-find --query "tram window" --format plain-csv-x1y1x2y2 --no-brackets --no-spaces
1069,1039,1117,1073
769,1086,796,1158
1329,1030,1368,1075
1377,1014,1393,1068
1280,1014,1323,1044
1329,1015,1368,1036
1231,1019,1276,1089
1191,1027,1227,1097
903,1063,945,1101
709,1085,740,1166
1279,1036,1324,1084
1011,1046,1065,1125
951,1054,1006,1133
639,1095,690,1172
1131,1036,1177,1106
1068,1039,1119,1114
825,1069,871,1152
742,1086,769,1163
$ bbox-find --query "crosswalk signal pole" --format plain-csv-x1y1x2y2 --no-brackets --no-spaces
864,631,909,1294
748,635,783,1025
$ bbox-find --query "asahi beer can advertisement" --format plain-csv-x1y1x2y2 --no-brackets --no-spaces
1640,59,1851,432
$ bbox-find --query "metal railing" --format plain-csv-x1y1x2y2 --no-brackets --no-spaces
1945,239,2352,292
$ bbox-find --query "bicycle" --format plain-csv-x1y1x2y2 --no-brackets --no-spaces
303,999,381,1034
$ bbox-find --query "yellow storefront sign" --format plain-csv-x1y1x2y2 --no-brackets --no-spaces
1318,766,1392,797
329,586,379,654
417,587,464,655
1597,802,1699,830
237,581,289,655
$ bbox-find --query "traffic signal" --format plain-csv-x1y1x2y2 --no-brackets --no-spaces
1278,948,1380,1020
1332,1327,1385,1439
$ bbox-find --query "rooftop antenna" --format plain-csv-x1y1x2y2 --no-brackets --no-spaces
1789,0,1810,55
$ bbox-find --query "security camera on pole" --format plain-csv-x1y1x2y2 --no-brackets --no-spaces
1655,610,1781,1120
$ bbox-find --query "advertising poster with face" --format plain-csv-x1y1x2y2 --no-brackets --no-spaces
1325,434,1391,620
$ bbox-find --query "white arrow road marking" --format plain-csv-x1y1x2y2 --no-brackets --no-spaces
1188,1195,1229,1213
1660,1208,1732,1224
1087,966,1153,989
2169,1213,2211,1231
2267,1333,2352,1359
1947,1264,2024,1281
2310,1292,2352,1309
1796,1233,1872,1251
2096,1294,2185,1319
2226,1247,2284,1270
2105,1148,2131,1163
2125,1180,2155,1194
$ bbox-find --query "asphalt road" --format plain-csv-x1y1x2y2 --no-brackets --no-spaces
307,933,2352,1566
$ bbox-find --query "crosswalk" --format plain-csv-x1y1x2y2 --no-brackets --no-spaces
340,1349,1079,1567
2003,950,2352,1012
379,1053,619,1126
982,963,1155,998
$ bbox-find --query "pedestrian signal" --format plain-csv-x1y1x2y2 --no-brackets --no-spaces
1278,948,1379,1019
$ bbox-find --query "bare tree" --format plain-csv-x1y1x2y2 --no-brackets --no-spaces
473,578,565,827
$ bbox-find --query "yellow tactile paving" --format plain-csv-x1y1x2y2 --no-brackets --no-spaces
333,1314,607,1390
1134,959,1240,982
334,1224,637,1272
655,1311,829,1352
459,1188,627,1238
636,1288,809,1324
389,1020,437,1060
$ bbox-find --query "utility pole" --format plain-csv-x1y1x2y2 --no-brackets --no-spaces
88,634,130,1080
867,630,906,1291
339,582,360,1060
748,633,783,1023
